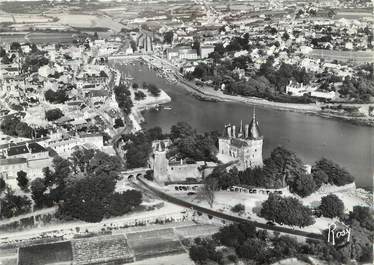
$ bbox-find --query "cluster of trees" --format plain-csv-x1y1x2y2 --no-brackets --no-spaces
0,188,31,219
0,115,33,138
44,89,69,104
260,193,315,227
114,83,133,115
339,75,374,103
143,82,161,97
123,122,219,169
312,158,355,187
189,238,223,265
122,127,165,169
22,51,49,73
187,57,314,104
190,207,373,265
134,90,146,100
167,122,219,163
45,108,64,121
0,45,16,64
28,149,142,223
189,223,302,264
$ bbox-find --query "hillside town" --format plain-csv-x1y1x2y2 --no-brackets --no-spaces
0,0,373,265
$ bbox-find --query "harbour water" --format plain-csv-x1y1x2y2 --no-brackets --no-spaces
117,61,374,189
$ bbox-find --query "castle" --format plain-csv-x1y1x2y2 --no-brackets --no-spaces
218,109,263,170
149,140,216,185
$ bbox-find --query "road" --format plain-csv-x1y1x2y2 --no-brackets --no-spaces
136,176,324,242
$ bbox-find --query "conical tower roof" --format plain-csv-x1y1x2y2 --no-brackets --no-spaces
248,107,262,139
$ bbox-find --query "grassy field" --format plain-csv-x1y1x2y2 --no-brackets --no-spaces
126,228,185,261
18,241,73,265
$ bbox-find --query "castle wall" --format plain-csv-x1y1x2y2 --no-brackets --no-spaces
153,151,169,184
218,138,231,156
168,163,201,182
218,137,263,171
242,139,263,169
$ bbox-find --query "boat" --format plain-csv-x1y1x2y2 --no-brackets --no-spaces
164,106,172,110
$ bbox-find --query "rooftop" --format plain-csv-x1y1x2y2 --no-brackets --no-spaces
0,157,27,166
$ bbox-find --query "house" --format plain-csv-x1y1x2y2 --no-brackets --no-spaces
200,45,215,58
0,158,28,181
45,133,104,158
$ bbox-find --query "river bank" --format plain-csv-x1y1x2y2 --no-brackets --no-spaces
176,76,374,127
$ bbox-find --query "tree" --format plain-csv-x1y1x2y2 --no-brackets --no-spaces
0,177,5,195
270,236,300,261
313,158,354,186
163,31,174,44
1,189,31,218
16,171,29,191
293,174,317,197
260,193,315,227
261,147,307,189
231,203,245,213
45,108,64,121
87,151,122,177
10,42,21,51
236,238,267,261
134,90,146,100
201,176,218,208
147,84,161,96
348,206,374,231
106,190,142,216
114,118,124,128
311,168,328,188
170,122,195,140
70,148,95,174
319,194,344,218
30,177,50,208
44,89,69,104
189,245,209,264
213,223,256,247
15,122,32,138
59,175,114,222
132,83,139,89
114,84,133,115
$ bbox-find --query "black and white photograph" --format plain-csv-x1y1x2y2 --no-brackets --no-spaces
0,0,373,264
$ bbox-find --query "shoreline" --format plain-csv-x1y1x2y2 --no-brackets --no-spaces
111,56,373,127
175,76,374,127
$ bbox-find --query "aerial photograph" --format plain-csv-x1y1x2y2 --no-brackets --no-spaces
0,0,372,264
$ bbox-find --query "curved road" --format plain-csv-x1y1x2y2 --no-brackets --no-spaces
137,176,324,242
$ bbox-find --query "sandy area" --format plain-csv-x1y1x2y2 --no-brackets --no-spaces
130,253,194,265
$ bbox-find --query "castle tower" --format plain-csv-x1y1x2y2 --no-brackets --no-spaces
153,141,169,184
242,107,263,169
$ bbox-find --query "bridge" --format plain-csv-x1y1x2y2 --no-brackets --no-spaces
120,167,150,180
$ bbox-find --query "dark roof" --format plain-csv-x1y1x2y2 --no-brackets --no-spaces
230,138,248,148
248,119,262,139
28,142,47,153
87,90,108,98
7,145,29,156
0,158,27,166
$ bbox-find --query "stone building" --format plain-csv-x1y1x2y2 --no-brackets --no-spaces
149,139,215,185
218,109,263,170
